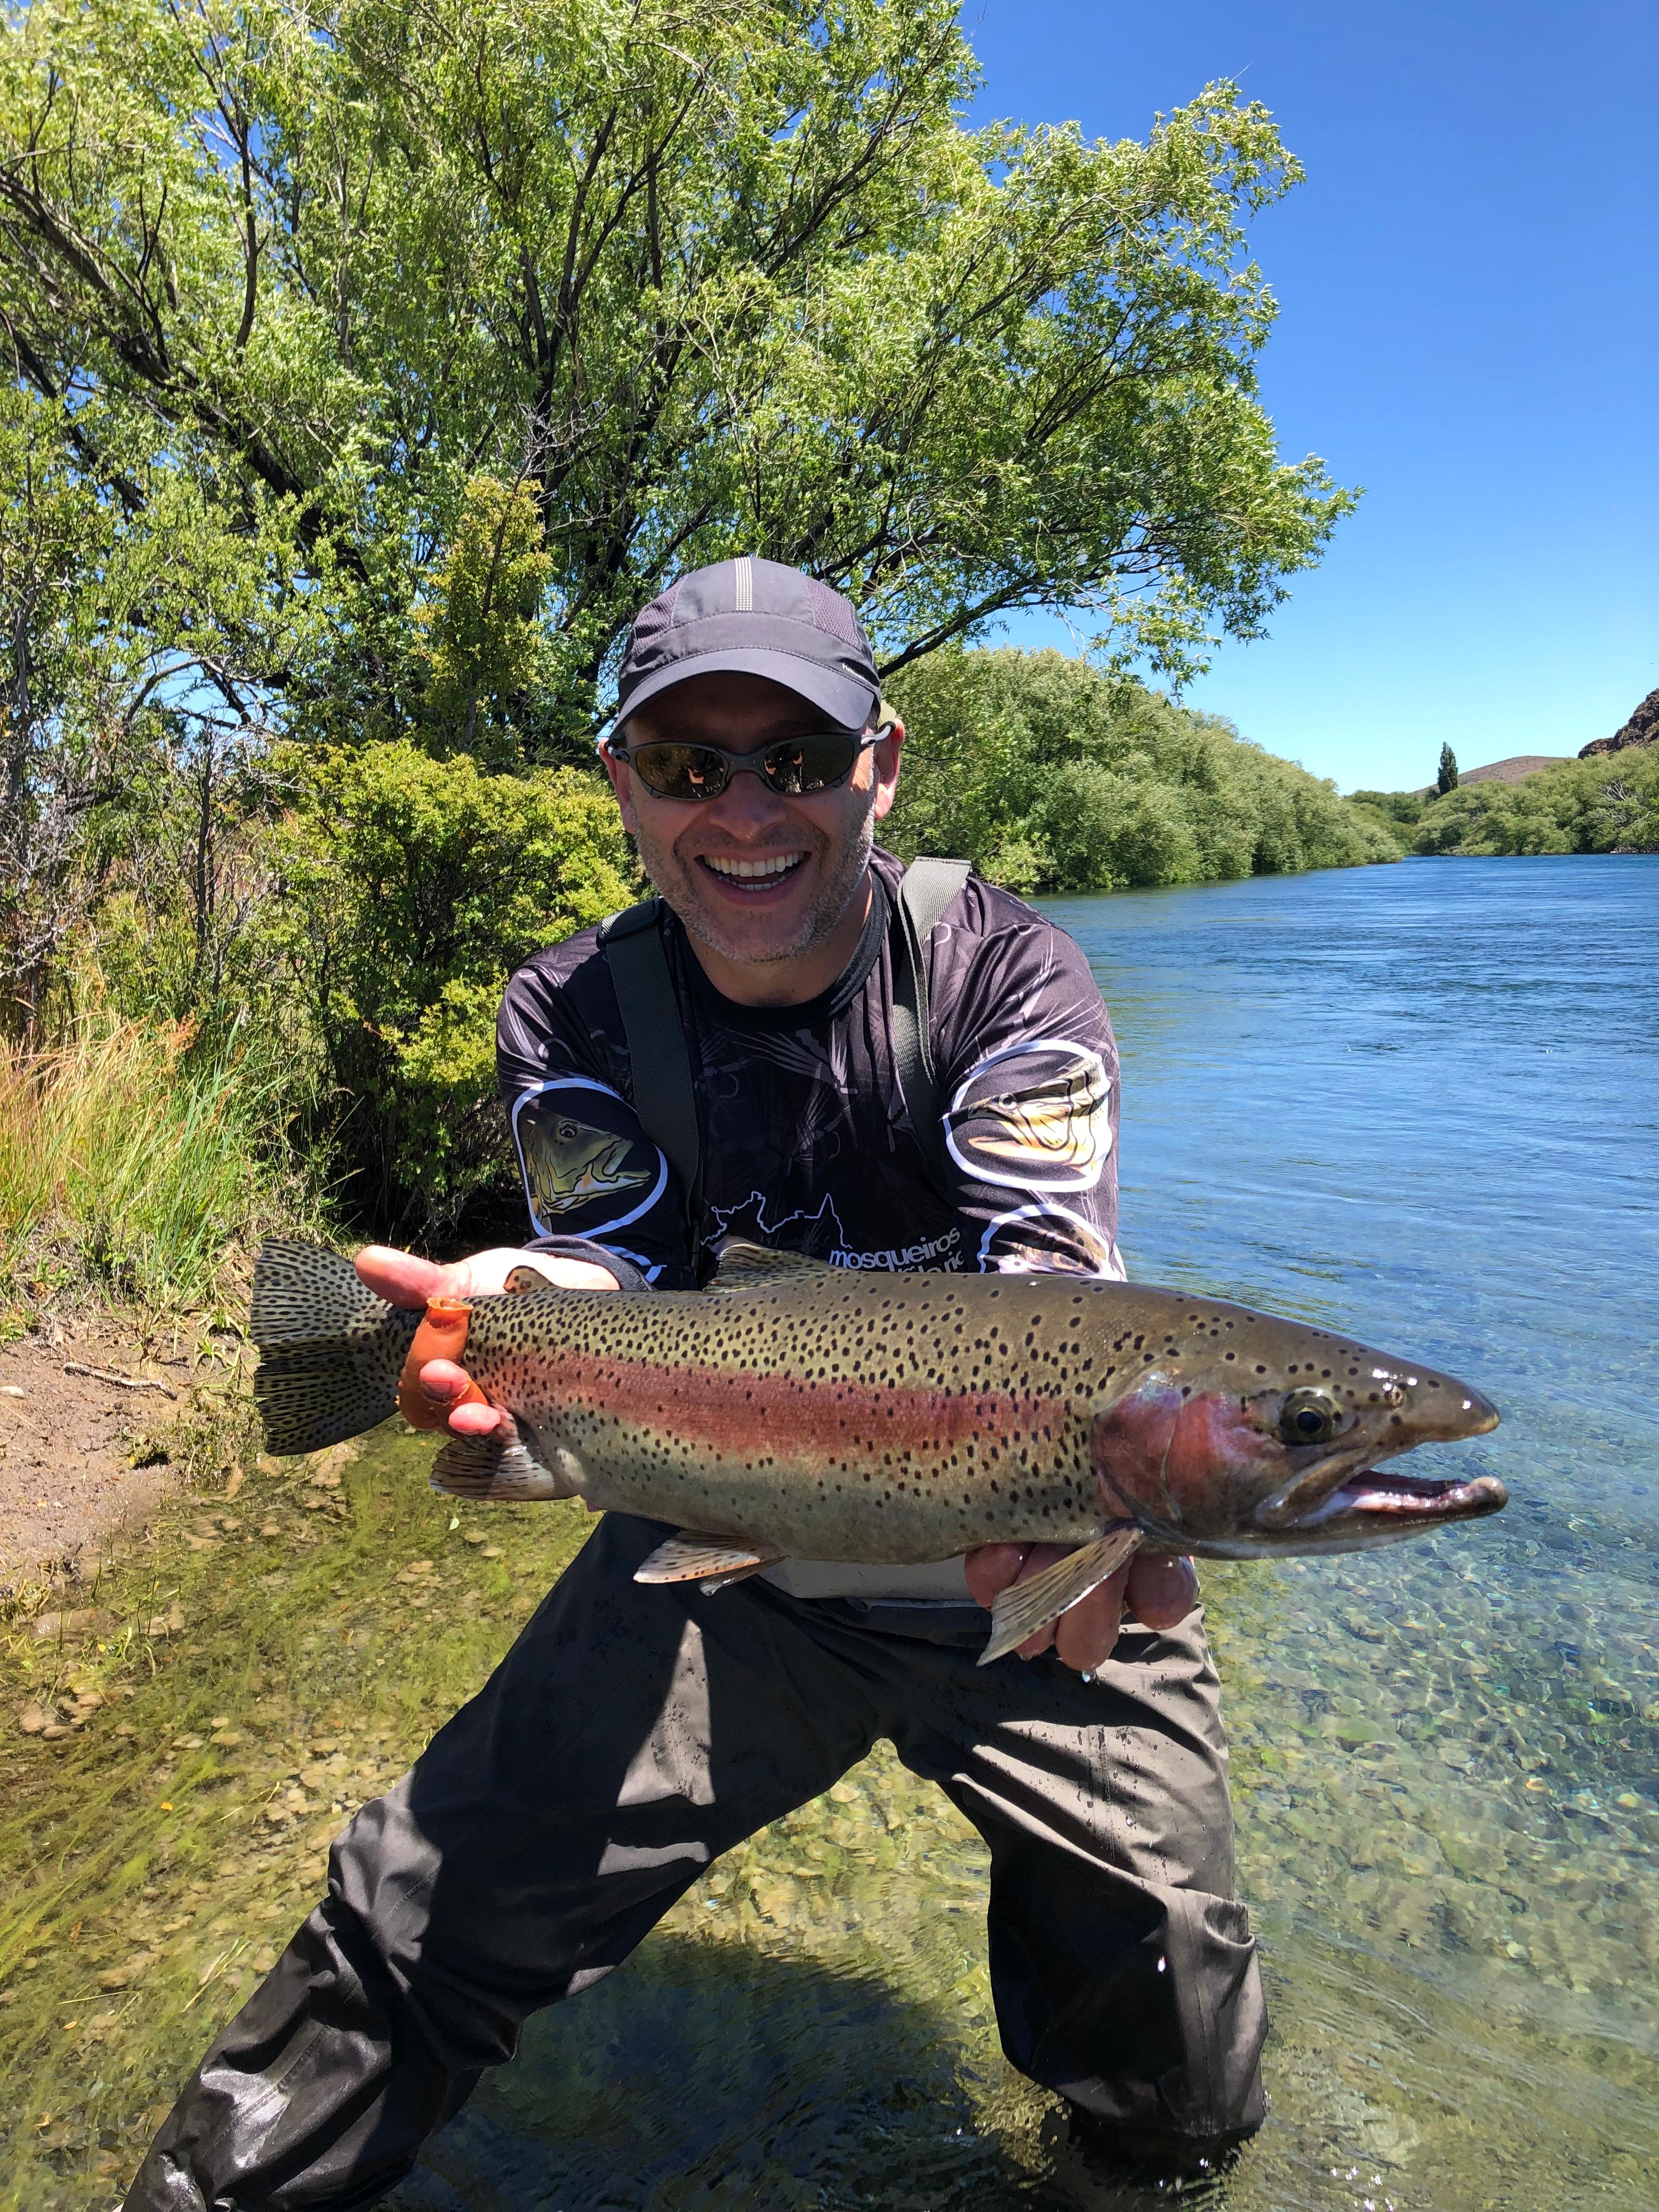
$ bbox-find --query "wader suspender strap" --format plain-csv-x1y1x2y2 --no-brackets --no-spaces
599,857,972,1239
889,856,972,1194
599,900,704,1244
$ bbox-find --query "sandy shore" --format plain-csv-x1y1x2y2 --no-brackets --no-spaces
0,1313,211,1594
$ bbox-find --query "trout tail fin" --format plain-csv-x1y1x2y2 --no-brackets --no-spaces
251,1240,420,1456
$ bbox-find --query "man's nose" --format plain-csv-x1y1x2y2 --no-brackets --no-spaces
699,763,793,834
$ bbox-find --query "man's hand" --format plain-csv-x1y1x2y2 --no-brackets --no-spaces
963,1543,1199,1673
356,1245,619,1439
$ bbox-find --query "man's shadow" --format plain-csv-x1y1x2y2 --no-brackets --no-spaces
390,1926,1043,2211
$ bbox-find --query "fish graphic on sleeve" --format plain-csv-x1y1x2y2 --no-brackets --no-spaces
945,1043,1113,1192
523,1114,654,1217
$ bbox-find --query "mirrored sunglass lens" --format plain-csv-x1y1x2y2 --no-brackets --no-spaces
763,735,858,793
632,743,727,798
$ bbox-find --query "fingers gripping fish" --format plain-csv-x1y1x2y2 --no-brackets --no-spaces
249,1240,1505,1666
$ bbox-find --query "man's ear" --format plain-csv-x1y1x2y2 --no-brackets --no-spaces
870,713,904,823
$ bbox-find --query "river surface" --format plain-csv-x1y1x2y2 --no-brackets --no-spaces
389,854,1659,2212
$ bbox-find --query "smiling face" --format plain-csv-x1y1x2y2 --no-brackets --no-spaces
602,672,902,1006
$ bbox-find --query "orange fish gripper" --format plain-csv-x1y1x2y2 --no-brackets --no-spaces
397,1293,492,1431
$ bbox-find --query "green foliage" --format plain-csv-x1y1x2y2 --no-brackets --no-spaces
1437,744,1459,796
2,1,1353,748
1348,787,1425,828
267,744,638,1234
883,648,1400,893
417,475,556,763
0,386,306,1039
1410,748,1659,857
0,0,1367,1250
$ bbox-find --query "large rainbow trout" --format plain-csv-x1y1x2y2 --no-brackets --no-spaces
251,1239,1505,1664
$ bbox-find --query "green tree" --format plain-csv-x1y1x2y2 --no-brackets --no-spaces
1,1,1355,755
883,647,1398,891
417,475,556,764
0,382,312,1040
1437,743,1459,795
1348,787,1424,828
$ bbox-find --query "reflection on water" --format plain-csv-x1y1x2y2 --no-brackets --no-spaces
406,859,1656,2212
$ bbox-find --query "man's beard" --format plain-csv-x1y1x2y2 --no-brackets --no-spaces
640,809,876,969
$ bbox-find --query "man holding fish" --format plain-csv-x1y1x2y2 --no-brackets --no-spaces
129,560,1502,2209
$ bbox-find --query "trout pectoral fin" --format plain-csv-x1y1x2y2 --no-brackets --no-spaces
431,1434,571,1502
978,1527,1142,1667
634,1531,785,1590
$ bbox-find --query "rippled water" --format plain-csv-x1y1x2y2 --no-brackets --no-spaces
399,857,1657,2212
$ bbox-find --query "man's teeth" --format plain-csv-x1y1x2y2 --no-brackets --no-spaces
703,852,805,881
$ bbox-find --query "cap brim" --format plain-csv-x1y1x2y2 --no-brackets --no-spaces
617,648,878,734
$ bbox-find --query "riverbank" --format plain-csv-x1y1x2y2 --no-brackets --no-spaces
0,1316,225,1602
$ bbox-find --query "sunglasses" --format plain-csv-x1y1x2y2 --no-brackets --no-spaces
606,729,882,803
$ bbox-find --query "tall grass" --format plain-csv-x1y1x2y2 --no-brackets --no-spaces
0,1023,329,1319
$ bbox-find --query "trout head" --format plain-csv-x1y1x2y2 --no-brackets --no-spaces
1090,1306,1504,1558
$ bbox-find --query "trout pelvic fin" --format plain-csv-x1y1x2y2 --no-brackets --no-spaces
250,1240,420,1457
431,1432,574,1502
633,1530,785,1592
978,1526,1142,1667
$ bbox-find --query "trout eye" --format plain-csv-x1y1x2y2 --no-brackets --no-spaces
1279,1388,1342,1446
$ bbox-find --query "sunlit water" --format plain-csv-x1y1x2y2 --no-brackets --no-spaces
405,857,1655,2211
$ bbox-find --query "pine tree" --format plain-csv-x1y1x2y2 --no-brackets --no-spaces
1437,744,1459,795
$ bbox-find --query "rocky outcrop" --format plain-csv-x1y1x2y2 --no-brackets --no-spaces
1581,687,1659,759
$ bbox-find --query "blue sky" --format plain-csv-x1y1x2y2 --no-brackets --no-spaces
963,1,1657,792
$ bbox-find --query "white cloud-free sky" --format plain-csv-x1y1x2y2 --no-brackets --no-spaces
964,1,1657,792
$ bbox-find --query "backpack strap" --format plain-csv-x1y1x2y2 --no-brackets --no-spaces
890,856,972,1195
598,900,703,1238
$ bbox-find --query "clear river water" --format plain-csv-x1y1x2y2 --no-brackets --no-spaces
396,854,1657,2212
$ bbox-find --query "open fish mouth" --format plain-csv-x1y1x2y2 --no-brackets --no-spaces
1300,1464,1508,1527
1265,1460,1513,1548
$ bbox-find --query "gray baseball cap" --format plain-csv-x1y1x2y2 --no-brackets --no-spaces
614,556,880,732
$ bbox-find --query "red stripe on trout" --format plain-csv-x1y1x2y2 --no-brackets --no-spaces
540,1351,1071,1472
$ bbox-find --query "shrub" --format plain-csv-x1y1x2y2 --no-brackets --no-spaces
268,743,638,1238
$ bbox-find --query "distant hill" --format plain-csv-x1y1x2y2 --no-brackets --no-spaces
1581,687,1659,759
1412,754,1566,797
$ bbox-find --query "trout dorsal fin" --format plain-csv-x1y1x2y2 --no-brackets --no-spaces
709,1239,833,1290
504,1262,558,1293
